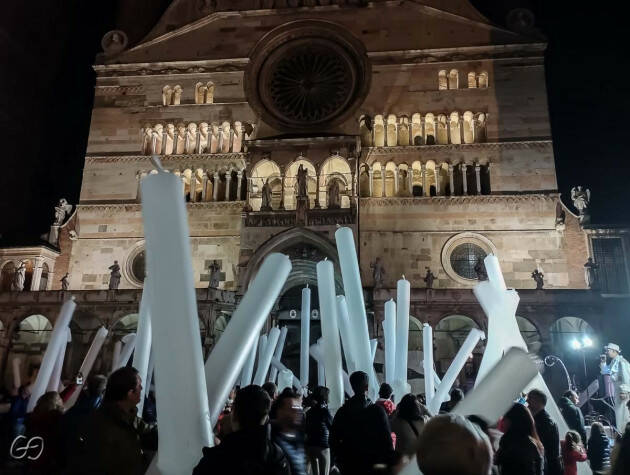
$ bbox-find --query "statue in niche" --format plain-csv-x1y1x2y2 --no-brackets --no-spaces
328,180,341,209
474,256,488,281
296,164,308,198
60,273,70,291
108,261,121,290
571,186,591,223
261,180,273,211
424,267,436,289
531,269,544,290
54,198,73,226
370,257,385,288
584,257,599,290
208,260,221,289
555,202,566,226
12,262,26,291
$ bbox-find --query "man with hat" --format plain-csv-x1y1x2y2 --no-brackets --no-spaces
600,343,630,432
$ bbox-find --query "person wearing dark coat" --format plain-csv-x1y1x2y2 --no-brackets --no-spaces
271,389,307,475
25,391,66,474
73,367,157,475
193,385,290,475
558,390,587,447
330,371,396,475
496,404,544,475
528,389,564,475
305,386,333,475
587,422,611,474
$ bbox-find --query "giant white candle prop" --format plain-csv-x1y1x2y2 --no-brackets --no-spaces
370,339,377,363
48,328,71,392
133,284,152,414
269,326,288,382
28,297,76,412
258,334,268,366
240,337,258,387
395,277,411,388
383,299,396,384
316,260,344,413
205,253,291,426
428,328,485,415
146,350,155,391
112,340,122,372
310,343,326,386
142,164,212,472
253,327,280,386
12,357,21,390
336,296,357,373
422,324,435,408
115,333,137,370
300,286,311,387
334,227,378,399
278,369,293,393
271,358,302,390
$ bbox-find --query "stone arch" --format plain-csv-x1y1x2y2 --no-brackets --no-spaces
285,158,317,210
468,72,477,88
409,316,423,351
463,111,475,144
516,316,542,355
386,114,397,147
359,164,370,198
162,85,173,106
372,162,384,198
424,113,436,145
437,114,448,144
384,161,397,197
411,161,423,196
478,72,488,89
373,115,385,147
320,156,352,209
449,112,461,145
425,160,437,196
411,113,423,145
1,261,15,291
398,115,410,145
250,159,282,211
438,70,447,90
398,163,411,196
448,69,459,89
195,82,206,104
434,314,483,377
359,115,373,147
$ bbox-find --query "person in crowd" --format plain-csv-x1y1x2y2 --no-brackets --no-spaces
263,381,278,401
216,387,237,439
561,430,587,475
8,385,29,438
194,385,290,475
25,391,65,474
64,374,107,443
496,403,544,475
330,371,395,474
587,422,611,474
442,388,464,413
74,367,157,475
558,390,587,446
528,388,563,475
142,388,156,424
416,413,493,475
390,394,428,457
375,383,396,417
305,386,332,475
610,419,630,475
271,389,307,475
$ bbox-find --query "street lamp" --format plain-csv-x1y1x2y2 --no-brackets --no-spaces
571,335,594,381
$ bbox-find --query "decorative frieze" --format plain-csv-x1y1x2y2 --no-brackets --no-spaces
94,85,144,96
365,140,552,156
359,194,559,208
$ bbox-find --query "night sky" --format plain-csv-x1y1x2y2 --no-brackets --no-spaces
1,1,628,244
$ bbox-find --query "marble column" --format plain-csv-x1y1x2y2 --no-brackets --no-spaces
172,130,179,155
393,168,399,196
421,163,427,196
195,130,202,154
162,130,168,155
236,171,243,201
190,172,197,202
31,257,44,291
314,170,321,208
368,169,374,197
213,173,219,201
461,163,468,195
435,166,441,195
201,173,209,202
279,170,286,210
475,164,481,195
184,134,190,154
351,170,357,207
459,117,465,144
448,164,454,196
225,172,232,201
407,168,413,196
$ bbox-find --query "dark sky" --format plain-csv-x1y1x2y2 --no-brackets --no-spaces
1,1,628,244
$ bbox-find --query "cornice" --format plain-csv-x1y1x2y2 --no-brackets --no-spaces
86,153,247,167
93,59,249,78
359,193,559,208
77,201,245,213
94,85,144,96
364,140,552,156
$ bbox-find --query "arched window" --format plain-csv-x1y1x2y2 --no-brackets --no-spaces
359,165,370,197
468,72,477,88
424,113,436,145
411,113,423,145
438,70,448,90
425,161,436,196
463,111,475,144
478,72,488,89
384,162,397,197
448,69,459,89
436,114,448,144
162,86,173,106
320,156,352,208
411,161,423,197
449,112,461,144
372,162,384,198
39,263,49,291
1,262,15,291
285,158,317,209
373,115,385,147
435,315,483,377
250,159,281,211
359,115,373,147
398,116,409,146
386,114,397,147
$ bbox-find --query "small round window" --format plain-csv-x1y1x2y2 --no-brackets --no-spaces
450,243,486,280
131,250,146,283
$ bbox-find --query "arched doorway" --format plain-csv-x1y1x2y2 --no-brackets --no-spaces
549,316,597,388
517,316,542,355
5,315,52,389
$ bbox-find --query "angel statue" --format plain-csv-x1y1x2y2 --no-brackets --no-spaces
570,186,590,223
54,198,73,226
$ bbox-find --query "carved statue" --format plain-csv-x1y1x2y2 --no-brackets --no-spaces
584,257,599,290
54,199,73,226
424,267,436,289
60,273,70,291
370,257,385,288
12,262,26,291
261,180,273,211
108,261,121,290
328,179,341,209
474,256,488,281
208,260,221,289
172,85,183,105
296,164,308,198
531,269,544,290
571,186,591,222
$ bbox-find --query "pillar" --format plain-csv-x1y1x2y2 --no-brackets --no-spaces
136,173,142,203
314,169,321,208
461,163,468,195
421,163,427,196
407,168,413,196
279,171,286,210
246,176,253,206
459,117,465,144
236,171,243,201
225,172,232,201
172,130,179,155
213,173,219,201
201,173,209,201
184,134,190,154
195,130,201,154
448,164,454,196
368,169,374,197
351,169,357,206
190,172,197,202
31,257,44,291
393,168,399,196
475,164,481,195
151,134,158,155
162,130,168,155
435,166,440,195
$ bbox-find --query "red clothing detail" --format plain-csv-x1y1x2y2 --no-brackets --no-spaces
561,440,587,475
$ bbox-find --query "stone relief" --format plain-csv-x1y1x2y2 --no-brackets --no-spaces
53,198,73,226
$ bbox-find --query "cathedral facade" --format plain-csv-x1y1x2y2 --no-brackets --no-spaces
1,1,629,390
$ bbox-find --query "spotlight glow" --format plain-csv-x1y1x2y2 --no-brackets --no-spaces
582,336,593,348
571,339,582,350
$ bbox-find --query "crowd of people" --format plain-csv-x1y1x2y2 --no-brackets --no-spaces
0,368,629,475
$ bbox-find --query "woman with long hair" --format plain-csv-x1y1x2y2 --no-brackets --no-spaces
587,422,611,474
561,430,587,475
496,403,544,475
305,386,332,475
25,391,65,474
390,394,429,456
